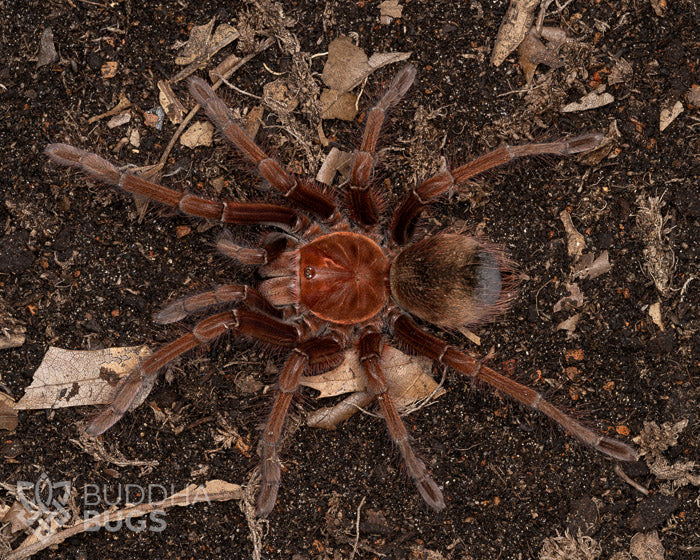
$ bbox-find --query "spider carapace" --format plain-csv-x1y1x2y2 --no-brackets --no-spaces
46,64,637,517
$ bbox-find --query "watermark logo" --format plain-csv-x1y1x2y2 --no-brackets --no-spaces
14,475,207,535
16,472,72,535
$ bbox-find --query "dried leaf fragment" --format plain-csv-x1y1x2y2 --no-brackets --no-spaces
0,391,18,431
15,345,151,411
572,251,611,280
106,112,131,129
322,35,411,94
518,27,565,84
553,283,584,312
379,0,403,24
659,101,683,132
320,89,358,121
630,531,664,560
180,121,214,148
608,58,633,86
175,18,238,66
37,27,57,68
491,0,540,67
316,147,353,185
562,91,615,113
301,347,442,429
647,302,664,331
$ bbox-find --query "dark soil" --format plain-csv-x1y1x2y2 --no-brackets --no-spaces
1,1,697,559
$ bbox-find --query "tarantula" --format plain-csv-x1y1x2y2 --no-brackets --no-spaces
46,64,637,516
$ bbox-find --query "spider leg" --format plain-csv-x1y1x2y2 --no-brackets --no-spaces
154,284,281,324
45,143,302,230
359,329,445,511
86,309,300,436
390,133,604,244
348,64,416,226
257,335,345,517
391,311,638,462
188,77,338,220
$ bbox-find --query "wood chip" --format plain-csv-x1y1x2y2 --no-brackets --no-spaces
379,0,403,24
158,80,186,124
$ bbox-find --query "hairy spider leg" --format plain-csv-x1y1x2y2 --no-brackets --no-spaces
348,64,417,226
86,309,300,436
188,77,338,220
257,335,345,517
391,133,604,245
391,311,638,462
154,284,281,324
359,329,445,510
45,143,302,230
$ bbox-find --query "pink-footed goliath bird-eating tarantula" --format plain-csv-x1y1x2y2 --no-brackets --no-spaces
46,64,637,516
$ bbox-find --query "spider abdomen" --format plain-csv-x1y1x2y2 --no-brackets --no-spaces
389,234,514,328
298,232,389,324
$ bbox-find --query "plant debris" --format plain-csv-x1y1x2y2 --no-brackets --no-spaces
15,346,152,412
562,90,615,113
36,27,57,68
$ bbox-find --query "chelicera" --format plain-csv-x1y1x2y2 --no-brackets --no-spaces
46,64,637,516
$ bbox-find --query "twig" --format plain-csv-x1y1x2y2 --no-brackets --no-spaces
614,464,649,496
349,496,366,560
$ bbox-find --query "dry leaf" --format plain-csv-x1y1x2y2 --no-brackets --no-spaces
562,91,615,113
556,314,580,333
560,210,585,258
175,18,238,66
687,85,700,109
320,89,358,121
0,391,18,431
518,29,565,84
15,345,151,411
608,58,633,86
322,35,411,94
647,302,664,331
106,112,131,129
491,0,540,67
0,326,25,350
307,392,374,430
659,101,683,132
301,347,443,429
158,80,186,124
316,147,353,185
572,251,611,280
379,0,403,24
180,121,214,148
37,27,57,68
630,531,665,560
553,283,584,313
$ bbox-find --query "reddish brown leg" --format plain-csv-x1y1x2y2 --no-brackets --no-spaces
154,284,280,324
45,143,302,229
349,64,416,226
359,329,445,511
391,311,637,462
188,78,337,220
87,309,301,436
390,133,603,244
257,336,344,517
